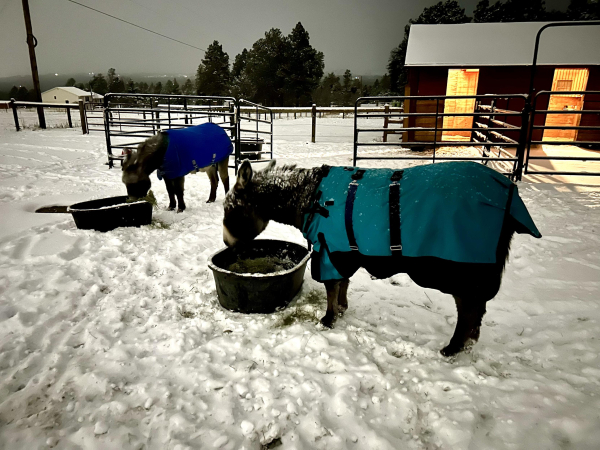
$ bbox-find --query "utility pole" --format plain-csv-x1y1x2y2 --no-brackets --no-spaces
21,0,46,129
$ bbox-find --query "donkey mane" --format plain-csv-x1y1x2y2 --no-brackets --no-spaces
225,163,329,229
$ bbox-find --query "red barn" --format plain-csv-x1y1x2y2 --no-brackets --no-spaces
403,22,600,144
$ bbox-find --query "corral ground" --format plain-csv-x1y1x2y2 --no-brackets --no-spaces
0,111,599,450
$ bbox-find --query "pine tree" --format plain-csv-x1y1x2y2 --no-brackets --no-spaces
312,72,341,106
172,78,181,95
195,41,231,96
283,22,324,106
154,82,163,95
107,68,117,90
9,86,19,99
182,79,194,95
137,82,149,94
231,49,255,100
342,70,354,106
126,80,137,94
244,29,289,106
566,0,599,19
16,86,30,101
473,0,551,22
387,0,471,93
65,78,76,87
232,49,248,79
163,80,174,95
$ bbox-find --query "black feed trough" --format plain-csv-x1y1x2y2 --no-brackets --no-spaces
209,239,310,314
69,196,152,232
239,138,265,161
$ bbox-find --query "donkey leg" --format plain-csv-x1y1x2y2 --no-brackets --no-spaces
337,278,350,315
164,179,177,211
217,158,230,195
321,280,341,328
206,165,219,203
173,176,186,212
441,296,487,357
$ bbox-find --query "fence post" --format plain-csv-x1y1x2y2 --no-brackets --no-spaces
65,100,72,128
151,100,156,134
311,104,317,143
514,100,531,182
78,100,87,134
229,101,236,152
10,98,20,131
383,103,389,142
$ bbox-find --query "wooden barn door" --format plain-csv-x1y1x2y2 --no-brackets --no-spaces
442,69,480,141
543,68,589,142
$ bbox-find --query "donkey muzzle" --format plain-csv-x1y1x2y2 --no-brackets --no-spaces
125,179,151,200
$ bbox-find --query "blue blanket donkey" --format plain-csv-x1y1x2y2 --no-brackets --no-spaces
122,123,233,211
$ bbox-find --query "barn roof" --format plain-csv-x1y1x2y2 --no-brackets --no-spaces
405,22,600,67
42,87,103,98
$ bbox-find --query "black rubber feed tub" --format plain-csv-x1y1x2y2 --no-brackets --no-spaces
69,196,152,232
209,239,310,314
239,139,264,161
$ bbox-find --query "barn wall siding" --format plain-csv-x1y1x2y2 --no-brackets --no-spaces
406,66,600,143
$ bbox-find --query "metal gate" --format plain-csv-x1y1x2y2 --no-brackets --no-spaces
523,90,600,177
353,94,529,180
237,99,274,167
102,94,273,173
83,102,105,132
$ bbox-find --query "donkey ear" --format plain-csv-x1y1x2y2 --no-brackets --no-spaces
263,159,276,172
122,149,134,169
236,160,253,189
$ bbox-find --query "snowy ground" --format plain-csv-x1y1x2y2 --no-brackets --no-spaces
1,111,600,450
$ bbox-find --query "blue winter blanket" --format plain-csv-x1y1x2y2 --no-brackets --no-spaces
157,123,233,180
303,162,541,282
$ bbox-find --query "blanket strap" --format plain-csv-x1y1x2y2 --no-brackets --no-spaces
345,169,365,251
303,191,329,234
389,170,404,252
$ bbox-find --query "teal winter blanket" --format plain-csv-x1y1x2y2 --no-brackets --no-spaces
302,162,541,282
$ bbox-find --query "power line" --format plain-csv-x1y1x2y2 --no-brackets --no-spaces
66,0,205,52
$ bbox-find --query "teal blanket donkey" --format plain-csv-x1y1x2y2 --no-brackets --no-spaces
303,162,541,283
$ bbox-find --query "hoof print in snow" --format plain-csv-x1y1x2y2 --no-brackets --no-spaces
94,421,108,435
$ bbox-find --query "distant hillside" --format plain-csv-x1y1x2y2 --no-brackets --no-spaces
0,73,194,94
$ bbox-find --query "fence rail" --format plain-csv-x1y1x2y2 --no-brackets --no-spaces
9,98,87,133
9,89,600,181
103,93,237,168
353,94,529,179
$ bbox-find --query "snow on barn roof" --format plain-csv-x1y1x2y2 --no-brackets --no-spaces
405,22,600,67
42,86,104,98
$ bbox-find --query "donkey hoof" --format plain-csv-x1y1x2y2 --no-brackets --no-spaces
177,207,186,213
206,198,216,203
168,206,176,211
320,315,335,329
440,344,462,357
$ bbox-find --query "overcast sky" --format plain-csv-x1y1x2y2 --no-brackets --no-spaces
0,0,570,80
